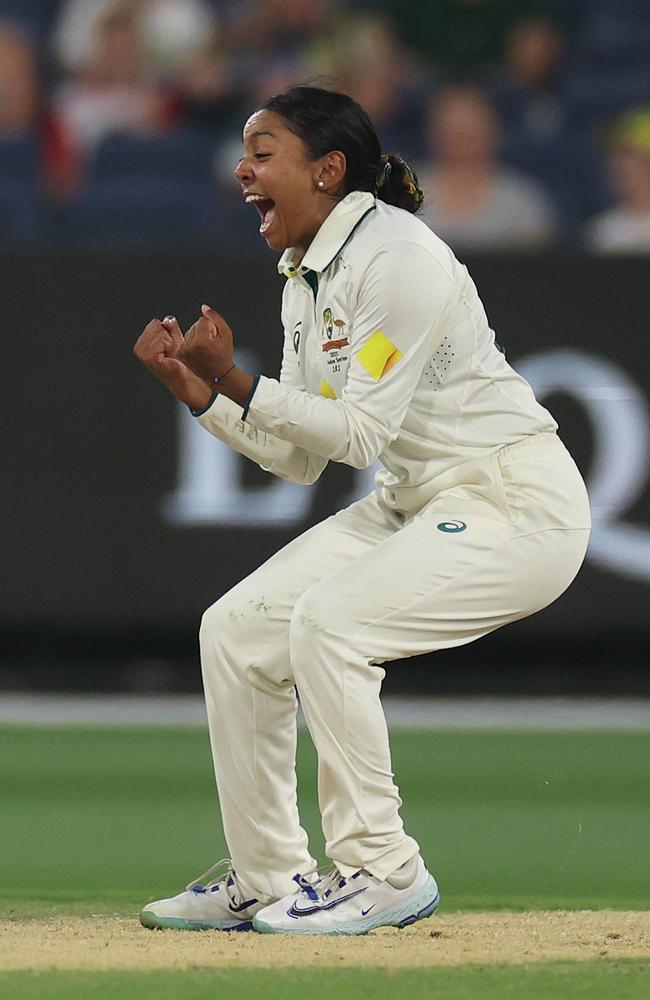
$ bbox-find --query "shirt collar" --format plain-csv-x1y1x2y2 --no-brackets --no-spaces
277,191,376,278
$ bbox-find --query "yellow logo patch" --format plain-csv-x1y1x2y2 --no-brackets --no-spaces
320,378,337,399
357,330,403,380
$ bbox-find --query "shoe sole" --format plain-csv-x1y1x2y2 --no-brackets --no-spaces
253,882,441,936
140,911,253,932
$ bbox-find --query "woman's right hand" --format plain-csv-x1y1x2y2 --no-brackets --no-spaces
133,316,213,412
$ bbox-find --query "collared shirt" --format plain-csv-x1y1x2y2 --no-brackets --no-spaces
197,191,556,509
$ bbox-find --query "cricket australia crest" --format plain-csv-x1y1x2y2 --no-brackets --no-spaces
321,307,350,366
318,303,351,399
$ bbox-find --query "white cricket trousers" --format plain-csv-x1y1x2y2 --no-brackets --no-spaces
199,432,590,902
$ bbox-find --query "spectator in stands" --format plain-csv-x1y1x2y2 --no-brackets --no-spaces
223,0,336,107
52,0,122,73
52,0,216,81
171,32,246,137
226,0,335,58
306,11,432,162
562,0,650,133
51,2,177,158
585,109,650,254
139,0,219,79
387,0,552,75
417,84,556,251
489,15,568,144
484,14,608,242
0,20,39,134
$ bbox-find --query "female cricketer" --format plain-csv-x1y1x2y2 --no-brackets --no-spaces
133,86,591,936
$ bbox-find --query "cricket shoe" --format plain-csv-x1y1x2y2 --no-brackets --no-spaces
252,854,439,936
140,858,265,931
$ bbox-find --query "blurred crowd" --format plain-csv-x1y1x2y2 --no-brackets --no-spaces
1,0,650,253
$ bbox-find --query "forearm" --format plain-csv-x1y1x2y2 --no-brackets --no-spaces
244,377,392,469
196,394,327,485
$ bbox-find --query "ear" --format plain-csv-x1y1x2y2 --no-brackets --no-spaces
315,150,347,193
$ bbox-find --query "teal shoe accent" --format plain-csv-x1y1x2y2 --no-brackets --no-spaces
140,910,253,932
251,917,277,934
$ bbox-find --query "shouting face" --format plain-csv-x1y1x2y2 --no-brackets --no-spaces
235,109,346,252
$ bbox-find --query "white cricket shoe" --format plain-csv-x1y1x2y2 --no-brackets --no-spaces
252,854,440,936
140,858,264,931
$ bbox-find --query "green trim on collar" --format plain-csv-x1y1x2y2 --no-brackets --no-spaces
320,205,376,272
277,191,376,277
303,269,319,300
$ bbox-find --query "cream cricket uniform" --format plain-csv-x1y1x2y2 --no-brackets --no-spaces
195,192,591,902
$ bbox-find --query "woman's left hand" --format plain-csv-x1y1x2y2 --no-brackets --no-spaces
176,304,235,382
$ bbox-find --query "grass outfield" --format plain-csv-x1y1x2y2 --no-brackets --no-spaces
1,725,648,914
0,961,649,1000
2,725,648,996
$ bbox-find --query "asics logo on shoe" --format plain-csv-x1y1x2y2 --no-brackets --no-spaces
228,896,258,913
287,887,367,918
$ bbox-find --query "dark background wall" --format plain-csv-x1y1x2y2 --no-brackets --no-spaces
2,253,649,693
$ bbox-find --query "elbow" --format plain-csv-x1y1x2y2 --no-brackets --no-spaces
345,452,378,471
301,456,327,484
301,469,323,485
342,431,392,470
343,439,384,470
338,409,393,470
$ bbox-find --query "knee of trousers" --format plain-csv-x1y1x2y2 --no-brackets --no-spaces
289,589,350,679
198,596,248,681
200,595,230,648
200,594,293,691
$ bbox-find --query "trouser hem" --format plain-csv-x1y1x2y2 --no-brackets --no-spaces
333,837,421,881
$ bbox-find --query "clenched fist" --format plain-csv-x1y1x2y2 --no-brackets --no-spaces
176,304,235,382
134,305,254,411
133,315,213,411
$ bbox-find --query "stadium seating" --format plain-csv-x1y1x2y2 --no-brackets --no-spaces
564,1,650,130
90,130,218,186
0,134,43,244
59,176,252,249
501,135,611,243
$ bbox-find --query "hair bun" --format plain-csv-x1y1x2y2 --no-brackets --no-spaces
375,153,424,214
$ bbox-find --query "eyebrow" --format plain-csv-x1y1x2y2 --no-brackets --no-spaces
242,130,278,143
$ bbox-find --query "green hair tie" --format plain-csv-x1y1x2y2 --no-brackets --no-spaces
375,160,392,191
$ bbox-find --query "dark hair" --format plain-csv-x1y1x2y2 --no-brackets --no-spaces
261,86,424,214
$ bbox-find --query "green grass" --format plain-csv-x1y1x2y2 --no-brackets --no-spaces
1,726,649,916
0,961,648,1000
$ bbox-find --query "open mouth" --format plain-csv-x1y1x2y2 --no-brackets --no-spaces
245,195,276,235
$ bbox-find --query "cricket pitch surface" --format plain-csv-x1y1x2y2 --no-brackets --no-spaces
1,911,649,971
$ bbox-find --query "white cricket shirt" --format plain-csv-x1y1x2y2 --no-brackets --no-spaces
197,191,557,512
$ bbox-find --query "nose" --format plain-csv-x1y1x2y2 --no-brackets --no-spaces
234,156,252,183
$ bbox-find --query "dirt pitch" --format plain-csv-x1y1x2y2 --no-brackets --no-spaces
1,911,648,971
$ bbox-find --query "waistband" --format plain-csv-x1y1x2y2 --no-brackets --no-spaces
377,432,569,516
496,432,562,468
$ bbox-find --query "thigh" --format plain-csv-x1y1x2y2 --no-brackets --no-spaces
298,493,589,664
209,491,401,635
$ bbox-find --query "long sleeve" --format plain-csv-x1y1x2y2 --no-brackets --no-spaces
243,242,453,469
194,324,328,485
